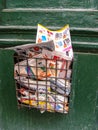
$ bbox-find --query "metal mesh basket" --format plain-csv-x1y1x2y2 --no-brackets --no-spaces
14,43,73,114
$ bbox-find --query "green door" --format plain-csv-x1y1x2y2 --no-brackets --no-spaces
0,0,98,130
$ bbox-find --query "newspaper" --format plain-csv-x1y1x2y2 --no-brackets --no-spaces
14,56,52,80
42,49,72,78
13,40,55,58
15,76,51,93
36,24,73,59
17,85,69,113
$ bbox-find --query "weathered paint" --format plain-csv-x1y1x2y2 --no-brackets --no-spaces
1,9,98,28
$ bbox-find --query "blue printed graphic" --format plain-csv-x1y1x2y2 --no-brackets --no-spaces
42,35,47,41
56,104,62,110
57,41,63,46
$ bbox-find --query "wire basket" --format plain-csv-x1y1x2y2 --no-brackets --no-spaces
14,43,73,114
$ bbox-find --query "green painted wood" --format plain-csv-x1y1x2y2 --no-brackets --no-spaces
1,9,98,28
0,50,97,130
95,107,98,130
96,92,98,107
6,0,98,9
0,0,5,24
0,0,98,129
95,92,98,129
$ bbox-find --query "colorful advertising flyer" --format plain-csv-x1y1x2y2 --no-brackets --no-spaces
36,24,73,59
